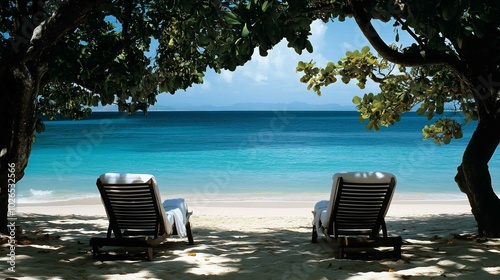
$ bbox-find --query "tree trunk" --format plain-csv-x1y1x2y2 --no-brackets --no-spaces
0,62,38,233
0,0,103,233
455,108,500,237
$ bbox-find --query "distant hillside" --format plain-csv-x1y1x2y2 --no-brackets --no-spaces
93,102,355,112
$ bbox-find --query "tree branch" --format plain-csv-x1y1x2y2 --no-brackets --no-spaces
370,72,412,84
24,0,107,62
122,0,133,45
394,16,425,48
348,0,465,75
12,0,29,33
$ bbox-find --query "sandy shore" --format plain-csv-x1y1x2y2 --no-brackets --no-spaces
1,198,499,279
14,195,474,216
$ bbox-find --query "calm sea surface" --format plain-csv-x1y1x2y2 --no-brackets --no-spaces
17,111,499,203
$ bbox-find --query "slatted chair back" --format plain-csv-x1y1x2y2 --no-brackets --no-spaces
325,172,396,238
96,174,167,239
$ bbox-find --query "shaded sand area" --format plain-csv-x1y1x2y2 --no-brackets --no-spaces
1,199,499,279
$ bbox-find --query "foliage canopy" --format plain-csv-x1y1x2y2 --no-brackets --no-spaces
295,0,499,146
1,0,315,125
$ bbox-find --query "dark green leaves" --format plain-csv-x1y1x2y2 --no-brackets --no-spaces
297,45,473,143
224,12,242,25
422,119,464,145
296,60,337,96
35,118,45,134
27,0,490,143
442,2,459,21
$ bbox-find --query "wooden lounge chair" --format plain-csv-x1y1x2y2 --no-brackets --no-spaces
312,172,402,260
90,173,194,260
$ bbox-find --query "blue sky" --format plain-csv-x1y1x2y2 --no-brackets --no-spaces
155,18,409,110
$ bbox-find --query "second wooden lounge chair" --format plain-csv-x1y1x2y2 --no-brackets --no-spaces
90,173,194,260
312,172,402,260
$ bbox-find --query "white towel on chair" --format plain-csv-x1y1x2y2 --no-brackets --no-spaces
162,198,188,237
313,200,329,228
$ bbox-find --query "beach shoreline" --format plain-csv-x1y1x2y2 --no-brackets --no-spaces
17,196,472,217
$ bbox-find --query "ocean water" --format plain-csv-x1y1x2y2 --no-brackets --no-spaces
17,110,500,203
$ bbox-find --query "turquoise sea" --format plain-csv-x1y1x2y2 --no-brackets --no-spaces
17,110,500,203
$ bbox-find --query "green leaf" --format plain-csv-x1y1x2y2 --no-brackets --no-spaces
259,46,268,56
416,107,426,115
242,23,250,37
471,21,486,38
442,3,458,21
262,1,270,12
35,119,46,133
296,61,306,71
224,12,242,25
305,40,313,53
325,62,335,73
361,46,370,54
436,105,444,114
352,96,362,105
91,96,99,107
443,134,451,144
366,120,374,130
453,129,463,139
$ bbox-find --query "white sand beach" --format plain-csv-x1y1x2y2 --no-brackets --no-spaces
2,198,499,279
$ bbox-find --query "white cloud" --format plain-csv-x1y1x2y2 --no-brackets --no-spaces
221,20,330,86
341,42,354,51
162,20,367,107
251,72,268,82
309,20,327,51
200,79,211,90
220,70,233,83
241,46,292,83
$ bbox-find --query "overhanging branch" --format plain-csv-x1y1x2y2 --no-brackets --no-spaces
24,0,107,62
370,72,412,84
348,0,465,75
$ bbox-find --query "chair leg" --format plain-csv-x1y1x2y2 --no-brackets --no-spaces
186,222,194,245
393,236,402,260
92,245,100,260
146,247,154,261
381,220,388,238
311,226,318,243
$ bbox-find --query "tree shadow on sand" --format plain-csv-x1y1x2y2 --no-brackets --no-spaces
1,214,499,279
